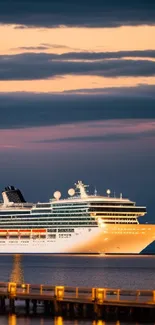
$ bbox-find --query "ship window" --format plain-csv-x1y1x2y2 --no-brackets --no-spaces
58,228,74,232
20,235,30,238
31,209,51,213
59,234,71,238
36,204,51,208
48,234,56,239
9,235,19,238
89,207,146,213
0,211,30,215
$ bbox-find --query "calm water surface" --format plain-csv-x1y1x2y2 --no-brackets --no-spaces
1,254,155,324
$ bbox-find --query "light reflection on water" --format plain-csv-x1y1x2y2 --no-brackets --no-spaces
3,254,155,290
9,255,24,284
7,315,140,325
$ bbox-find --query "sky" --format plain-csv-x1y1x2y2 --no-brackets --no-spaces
0,0,155,230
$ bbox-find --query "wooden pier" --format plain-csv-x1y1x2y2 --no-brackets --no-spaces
0,282,155,321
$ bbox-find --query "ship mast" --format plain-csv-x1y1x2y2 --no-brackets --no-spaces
75,181,88,198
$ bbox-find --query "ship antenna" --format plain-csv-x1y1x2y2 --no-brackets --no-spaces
106,189,111,197
94,187,97,196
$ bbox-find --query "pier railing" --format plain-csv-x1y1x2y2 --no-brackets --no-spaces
0,281,153,304
1,282,155,320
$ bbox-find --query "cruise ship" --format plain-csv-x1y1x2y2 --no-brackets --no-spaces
0,181,154,254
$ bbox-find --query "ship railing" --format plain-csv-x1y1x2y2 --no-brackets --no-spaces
3,203,34,208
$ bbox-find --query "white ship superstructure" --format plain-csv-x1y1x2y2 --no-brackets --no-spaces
0,181,154,254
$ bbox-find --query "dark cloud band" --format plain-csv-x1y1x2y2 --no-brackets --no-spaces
11,49,155,59
34,131,155,144
0,0,155,27
0,85,155,129
1,52,155,80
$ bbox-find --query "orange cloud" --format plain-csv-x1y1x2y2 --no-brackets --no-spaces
0,75,155,93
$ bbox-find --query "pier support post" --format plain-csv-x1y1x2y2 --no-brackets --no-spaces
149,308,155,321
44,300,48,314
73,303,79,317
96,305,102,318
87,303,94,318
57,302,62,315
45,300,51,315
114,306,119,319
82,304,87,318
25,299,30,314
9,298,15,313
105,306,110,320
66,303,70,317
49,301,55,315
69,302,75,317
32,299,37,314
93,303,103,319
93,302,98,318
128,307,133,320
53,296,59,315
44,300,55,315
0,297,6,312
60,302,66,317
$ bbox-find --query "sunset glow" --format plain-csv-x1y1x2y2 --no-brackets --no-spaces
0,0,155,223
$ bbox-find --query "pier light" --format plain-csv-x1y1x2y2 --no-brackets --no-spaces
55,286,64,300
21,283,26,288
8,282,17,297
21,283,26,292
96,288,106,303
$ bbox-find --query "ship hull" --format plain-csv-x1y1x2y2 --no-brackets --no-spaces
0,224,155,254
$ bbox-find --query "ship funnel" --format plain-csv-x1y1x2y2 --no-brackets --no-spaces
2,191,11,205
2,185,26,205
